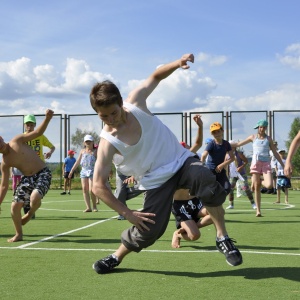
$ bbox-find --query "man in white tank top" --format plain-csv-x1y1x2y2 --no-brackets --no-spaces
89,54,243,274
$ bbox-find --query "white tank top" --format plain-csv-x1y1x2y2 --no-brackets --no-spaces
100,102,193,189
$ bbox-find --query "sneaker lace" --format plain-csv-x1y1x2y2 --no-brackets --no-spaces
221,238,238,254
102,255,119,269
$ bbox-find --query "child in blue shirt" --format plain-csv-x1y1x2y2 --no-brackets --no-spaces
61,150,76,195
201,122,234,195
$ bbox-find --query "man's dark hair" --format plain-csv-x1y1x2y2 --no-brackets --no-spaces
90,80,123,111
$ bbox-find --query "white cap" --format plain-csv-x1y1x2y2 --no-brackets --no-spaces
84,134,94,142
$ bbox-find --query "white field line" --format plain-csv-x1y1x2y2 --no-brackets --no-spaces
16,216,118,249
1,200,296,256
39,204,295,213
39,208,114,212
0,246,299,256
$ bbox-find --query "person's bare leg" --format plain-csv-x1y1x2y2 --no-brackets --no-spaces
204,205,227,238
252,173,262,216
198,214,213,228
172,221,200,248
82,178,92,212
262,173,273,189
67,178,72,193
197,208,213,228
63,178,67,192
113,243,132,262
274,188,281,204
22,190,42,225
89,178,98,211
172,229,182,248
285,189,289,204
8,202,23,242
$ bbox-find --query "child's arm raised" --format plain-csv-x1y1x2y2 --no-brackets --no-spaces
20,109,54,143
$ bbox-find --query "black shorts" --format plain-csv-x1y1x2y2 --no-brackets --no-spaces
172,197,204,229
210,169,231,195
64,172,74,179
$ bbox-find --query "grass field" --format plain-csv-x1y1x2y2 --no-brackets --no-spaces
0,189,299,300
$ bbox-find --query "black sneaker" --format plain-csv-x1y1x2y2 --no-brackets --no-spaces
67,191,71,195
60,191,66,195
93,254,120,274
216,237,243,266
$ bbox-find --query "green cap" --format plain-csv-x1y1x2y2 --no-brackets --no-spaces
24,114,36,124
254,119,268,129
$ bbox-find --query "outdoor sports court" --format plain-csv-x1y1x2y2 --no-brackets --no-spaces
1,189,299,300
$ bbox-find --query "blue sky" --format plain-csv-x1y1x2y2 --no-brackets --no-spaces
1,0,300,160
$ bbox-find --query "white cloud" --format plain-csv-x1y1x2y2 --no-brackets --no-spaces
277,43,300,69
0,57,35,99
1,50,300,118
0,57,116,114
0,57,33,84
144,69,217,112
195,52,228,66
188,83,300,115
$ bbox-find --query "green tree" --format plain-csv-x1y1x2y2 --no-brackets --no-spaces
71,128,100,152
286,117,300,176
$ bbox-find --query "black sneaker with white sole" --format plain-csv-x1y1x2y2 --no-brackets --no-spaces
93,254,120,274
216,237,243,266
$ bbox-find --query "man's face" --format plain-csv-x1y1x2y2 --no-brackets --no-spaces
25,122,36,133
97,104,123,127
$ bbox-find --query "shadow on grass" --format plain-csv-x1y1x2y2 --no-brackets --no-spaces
225,218,300,224
112,266,300,282
180,244,300,251
157,241,299,251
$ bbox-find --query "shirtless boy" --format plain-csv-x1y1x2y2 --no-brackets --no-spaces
0,109,54,242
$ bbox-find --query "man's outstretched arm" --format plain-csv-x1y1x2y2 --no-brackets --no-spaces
127,54,194,111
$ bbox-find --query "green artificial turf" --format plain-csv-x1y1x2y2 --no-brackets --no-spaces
0,189,299,300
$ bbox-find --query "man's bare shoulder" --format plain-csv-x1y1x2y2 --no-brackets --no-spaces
124,99,152,115
10,133,26,144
